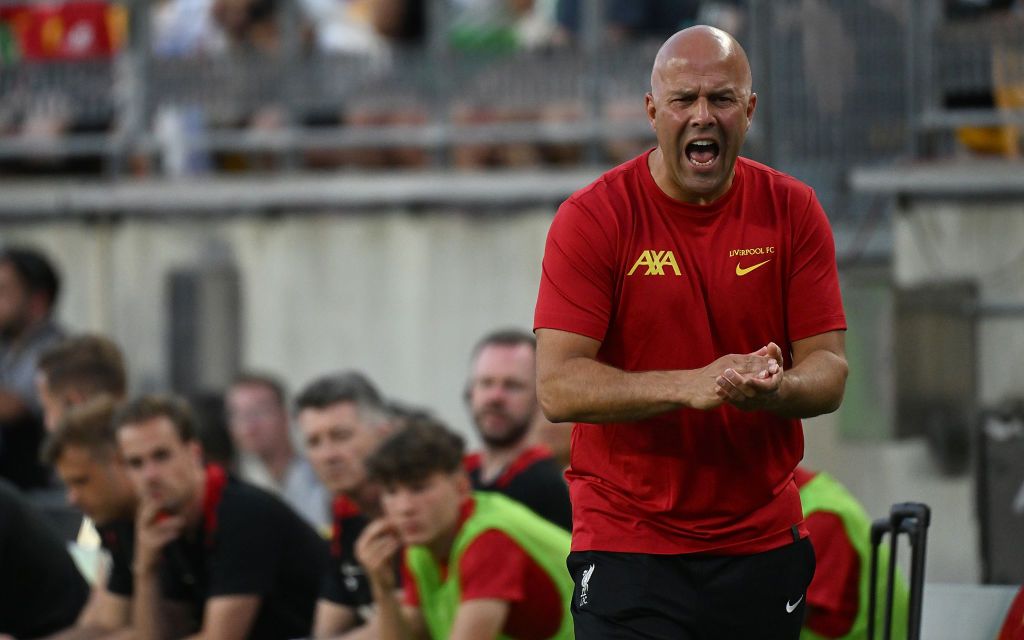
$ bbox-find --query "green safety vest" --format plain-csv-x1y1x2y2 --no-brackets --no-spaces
405,491,575,640
799,472,910,640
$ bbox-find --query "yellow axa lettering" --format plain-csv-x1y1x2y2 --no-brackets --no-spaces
627,250,682,276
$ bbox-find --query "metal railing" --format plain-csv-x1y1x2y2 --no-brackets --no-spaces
0,0,1019,213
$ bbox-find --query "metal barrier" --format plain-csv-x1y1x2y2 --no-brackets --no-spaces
0,0,1017,214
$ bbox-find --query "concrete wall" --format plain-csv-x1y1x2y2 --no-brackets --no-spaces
0,208,553,440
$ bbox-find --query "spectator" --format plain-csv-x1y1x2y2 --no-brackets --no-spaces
0,245,64,490
463,329,571,531
556,0,694,43
40,396,139,639
35,333,129,585
0,477,89,638
293,371,397,637
36,333,128,433
356,419,575,640
226,372,330,530
114,394,327,640
151,0,226,58
795,466,910,640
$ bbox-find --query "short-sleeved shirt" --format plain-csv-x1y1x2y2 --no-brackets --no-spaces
535,151,846,556
237,453,331,531
0,478,89,638
161,466,328,640
319,495,402,626
465,445,572,531
401,500,565,640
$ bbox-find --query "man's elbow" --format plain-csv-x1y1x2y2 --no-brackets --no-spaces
537,379,574,424
818,356,849,415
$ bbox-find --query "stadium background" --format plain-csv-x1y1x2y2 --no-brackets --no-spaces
2,0,1023,632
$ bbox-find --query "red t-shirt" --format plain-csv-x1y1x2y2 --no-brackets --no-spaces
402,501,564,640
794,467,859,637
534,151,846,555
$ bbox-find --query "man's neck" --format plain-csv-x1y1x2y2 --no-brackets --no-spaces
479,438,532,485
260,442,296,485
183,466,208,532
3,316,47,351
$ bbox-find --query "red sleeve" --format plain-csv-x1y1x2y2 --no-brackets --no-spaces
458,530,531,603
998,585,1024,640
803,511,859,638
786,192,846,342
401,552,420,607
534,198,618,341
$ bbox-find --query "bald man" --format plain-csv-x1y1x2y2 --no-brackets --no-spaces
534,26,848,639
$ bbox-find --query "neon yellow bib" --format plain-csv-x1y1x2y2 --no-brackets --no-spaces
405,492,574,640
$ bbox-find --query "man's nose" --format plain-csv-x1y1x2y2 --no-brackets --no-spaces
691,97,713,126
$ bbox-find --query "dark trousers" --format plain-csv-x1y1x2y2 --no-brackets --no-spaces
568,537,816,640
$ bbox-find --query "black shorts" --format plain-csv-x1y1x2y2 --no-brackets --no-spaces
567,536,816,640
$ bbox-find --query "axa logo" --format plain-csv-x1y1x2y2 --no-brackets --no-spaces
627,250,682,276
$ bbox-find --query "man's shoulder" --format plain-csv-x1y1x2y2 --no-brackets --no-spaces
564,152,648,211
218,476,300,525
738,157,816,198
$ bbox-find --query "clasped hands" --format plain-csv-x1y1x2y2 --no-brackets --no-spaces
691,342,784,412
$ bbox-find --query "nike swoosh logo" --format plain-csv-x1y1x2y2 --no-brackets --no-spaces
736,259,772,276
785,595,804,613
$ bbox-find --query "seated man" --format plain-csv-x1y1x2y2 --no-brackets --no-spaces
225,372,329,530
293,371,398,638
356,420,574,640
41,396,138,639
113,393,327,640
796,466,909,640
36,333,128,433
0,477,89,638
462,329,571,531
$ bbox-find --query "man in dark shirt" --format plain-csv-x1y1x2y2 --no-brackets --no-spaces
114,394,327,640
463,329,572,531
0,478,89,638
0,246,65,489
293,371,397,638
41,395,139,639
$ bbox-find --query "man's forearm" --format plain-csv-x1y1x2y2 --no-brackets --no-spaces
131,571,165,640
372,584,413,640
538,356,701,424
770,350,848,419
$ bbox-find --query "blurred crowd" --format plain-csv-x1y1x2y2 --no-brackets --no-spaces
0,0,745,175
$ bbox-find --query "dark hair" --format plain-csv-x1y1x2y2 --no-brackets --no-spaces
294,371,385,416
470,328,536,362
113,394,197,443
366,418,465,486
41,395,119,465
229,371,287,407
0,246,60,308
37,334,127,399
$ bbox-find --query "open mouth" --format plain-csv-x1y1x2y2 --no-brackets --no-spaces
686,139,719,167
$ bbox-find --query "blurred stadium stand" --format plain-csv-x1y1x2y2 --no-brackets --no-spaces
0,1,1017,212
